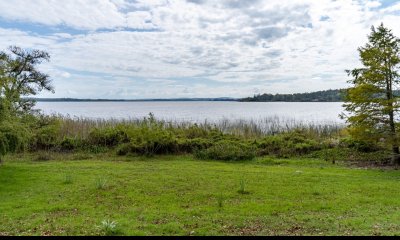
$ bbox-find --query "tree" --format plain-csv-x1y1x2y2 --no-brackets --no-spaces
342,23,400,164
0,46,54,116
0,46,53,163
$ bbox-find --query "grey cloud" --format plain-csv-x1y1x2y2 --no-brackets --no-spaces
255,26,290,41
264,49,283,58
222,0,261,9
190,46,203,55
186,0,207,4
241,37,258,46
242,4,312,30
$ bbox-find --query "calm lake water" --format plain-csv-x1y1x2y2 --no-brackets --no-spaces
35,101,345,125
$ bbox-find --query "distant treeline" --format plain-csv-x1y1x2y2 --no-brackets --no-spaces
240,89,346,102
32,97,238,102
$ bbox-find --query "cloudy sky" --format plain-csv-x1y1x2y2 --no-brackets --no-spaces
1,0,400,99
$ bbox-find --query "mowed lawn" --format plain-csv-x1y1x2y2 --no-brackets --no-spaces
1,154,400,236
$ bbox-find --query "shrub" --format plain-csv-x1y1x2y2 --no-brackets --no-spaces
86,145,108,154
116,143,133,156
126,126,179,156
257,130,321,156
195,140,256,161
59,137,80,151
339,137,380,152
88,126,129,147
32,121,61,150
177,138,213,153
0,120,31,158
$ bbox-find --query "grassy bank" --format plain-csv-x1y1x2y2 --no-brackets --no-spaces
1,153,400,236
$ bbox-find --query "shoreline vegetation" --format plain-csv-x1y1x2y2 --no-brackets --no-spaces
0,113,392,164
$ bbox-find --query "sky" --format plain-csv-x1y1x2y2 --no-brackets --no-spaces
1,0,400,99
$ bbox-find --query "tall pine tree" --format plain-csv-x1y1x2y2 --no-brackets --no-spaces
343,23,400,164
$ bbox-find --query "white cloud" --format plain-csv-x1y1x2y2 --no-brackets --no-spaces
0,0,400,98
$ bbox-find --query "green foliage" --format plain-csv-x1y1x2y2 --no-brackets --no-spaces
310,148,391,163
88,126,129,147
339,137,380,152
31,119,61,150
60,137,81,151
195,140,256,161
0,46,53,115
95,178,108,190
237,178,250,195
63,174,73,184
128,126,178,156
0,120,30,159
98,220,119,236
177,138,213,153
257,130,321,157
342,23,400,163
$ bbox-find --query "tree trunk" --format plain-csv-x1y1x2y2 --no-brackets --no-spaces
386,68,398,165
392,145,400,165
388,109,399,165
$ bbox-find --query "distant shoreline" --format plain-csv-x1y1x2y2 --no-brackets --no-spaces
31,89,348,102
33,98,344,102
32,98,239,102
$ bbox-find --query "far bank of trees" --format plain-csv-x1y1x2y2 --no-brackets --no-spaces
240,89,346,102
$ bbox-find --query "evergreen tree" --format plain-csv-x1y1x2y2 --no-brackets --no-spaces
342,24,400,164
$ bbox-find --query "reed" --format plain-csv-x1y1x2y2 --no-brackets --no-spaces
52,114,344,140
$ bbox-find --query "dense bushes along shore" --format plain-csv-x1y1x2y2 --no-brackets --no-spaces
0,113,391,163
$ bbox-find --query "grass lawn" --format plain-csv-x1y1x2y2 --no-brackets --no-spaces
1,153,400,236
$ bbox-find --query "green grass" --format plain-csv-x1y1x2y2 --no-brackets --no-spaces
1,153,400,236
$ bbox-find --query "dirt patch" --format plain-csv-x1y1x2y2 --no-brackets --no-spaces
224,221,266,236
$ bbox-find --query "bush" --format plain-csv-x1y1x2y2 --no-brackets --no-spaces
0,121,30,157
31,120,61,150
177,138,213,153
59,137,80,151
339,137,380,152
88,126,129,147
257,130,321,156
195,140,256,161
116,143,133,156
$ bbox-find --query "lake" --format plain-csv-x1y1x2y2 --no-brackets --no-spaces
35,101,345,125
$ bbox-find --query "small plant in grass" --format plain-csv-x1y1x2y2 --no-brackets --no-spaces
98,219,118,236
237,179,250,195
95,178,108,190
217,193,224,209
63,174,73,184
